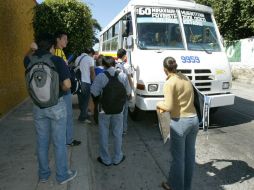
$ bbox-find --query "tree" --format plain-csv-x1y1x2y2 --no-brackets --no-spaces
196,0,254,40
33,0,101,57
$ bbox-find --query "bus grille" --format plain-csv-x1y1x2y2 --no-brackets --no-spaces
177,69,213,92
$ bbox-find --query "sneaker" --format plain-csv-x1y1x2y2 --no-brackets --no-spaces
84,119,92,124
161,181,172,190
39,178,48,183
59,170,77,185
97,157,112,166
67,140,81,146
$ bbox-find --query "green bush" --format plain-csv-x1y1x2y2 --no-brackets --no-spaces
196,0,254,41
33,0,93,57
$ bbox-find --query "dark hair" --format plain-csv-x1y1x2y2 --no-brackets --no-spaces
54,31,68,39
36,33,54,51
163,57,177,72
84,48,95,55
102,56,116,68
96,54,104,66
117,48,126,59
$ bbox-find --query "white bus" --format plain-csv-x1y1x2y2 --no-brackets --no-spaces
99,0,235,120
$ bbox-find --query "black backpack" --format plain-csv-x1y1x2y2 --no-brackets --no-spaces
69,55,86,94
69,66,81,94
101,71,126,114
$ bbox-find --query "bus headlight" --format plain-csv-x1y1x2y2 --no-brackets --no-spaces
148,84,158,92
222,82,230,89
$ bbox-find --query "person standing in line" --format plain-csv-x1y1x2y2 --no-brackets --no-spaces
91,56,131,166
115,48,133,135
24,34,77,184
157,57,199,190
55,31,81,146
75,48,96,123
93,54,104,124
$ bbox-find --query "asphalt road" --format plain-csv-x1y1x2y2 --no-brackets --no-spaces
87,81,254,190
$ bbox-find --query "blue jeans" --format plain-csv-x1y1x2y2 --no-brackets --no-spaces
63,90,73,144
123,100,128,132
33,98,70,182
168,116,199,190
98,111,124,165
78,82,91,120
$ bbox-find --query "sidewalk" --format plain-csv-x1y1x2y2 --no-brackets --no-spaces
0,96,92,190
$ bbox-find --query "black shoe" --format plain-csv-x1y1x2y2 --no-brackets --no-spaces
97,157,112,166
67,140,81,146
113,155,126,166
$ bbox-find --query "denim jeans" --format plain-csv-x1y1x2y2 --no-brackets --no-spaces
98,111,124,165
33,98,70,182
63,90,73,144
168,116,199,190
78,82,91,120
123,100,128,132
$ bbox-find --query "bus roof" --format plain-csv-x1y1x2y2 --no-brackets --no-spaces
100,0,213,35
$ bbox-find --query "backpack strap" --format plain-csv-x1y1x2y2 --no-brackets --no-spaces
74,55,86,72
77,54,87,67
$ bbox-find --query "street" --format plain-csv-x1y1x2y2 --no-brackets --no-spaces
86,81,254,190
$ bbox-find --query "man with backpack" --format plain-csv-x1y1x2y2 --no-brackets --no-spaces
24,33,77,184
91,56,131,166
115,48,134,135
75,48,96,124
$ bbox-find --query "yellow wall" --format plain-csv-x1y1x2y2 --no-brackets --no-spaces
0,0,35,118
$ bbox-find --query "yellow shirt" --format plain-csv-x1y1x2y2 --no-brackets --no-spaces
55,48,67,63
157,72,196,118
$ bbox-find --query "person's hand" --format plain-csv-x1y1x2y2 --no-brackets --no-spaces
157,107,166,113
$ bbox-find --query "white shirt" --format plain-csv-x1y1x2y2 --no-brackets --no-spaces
75,53,95,84
116,59,133,75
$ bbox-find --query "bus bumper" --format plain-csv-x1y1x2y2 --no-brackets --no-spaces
136,95,164,111
209,93,235,108
135,93,235,111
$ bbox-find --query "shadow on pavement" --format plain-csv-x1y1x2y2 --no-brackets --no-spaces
210,96,254,128
195,159,254,190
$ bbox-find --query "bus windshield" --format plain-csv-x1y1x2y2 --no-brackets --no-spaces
180,10,221,52
136,7,221,52
136,7,184,50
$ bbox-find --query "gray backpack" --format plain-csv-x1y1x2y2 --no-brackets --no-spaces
25,54,59,108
